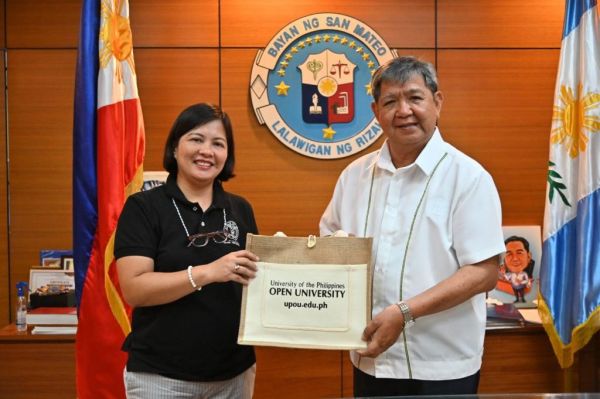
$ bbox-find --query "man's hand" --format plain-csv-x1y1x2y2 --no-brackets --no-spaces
356,304,405,358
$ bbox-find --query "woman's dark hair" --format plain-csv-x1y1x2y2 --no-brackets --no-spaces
162,103,235,182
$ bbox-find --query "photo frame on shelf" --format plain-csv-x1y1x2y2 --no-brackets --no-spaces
29,269,76,308
41,258,62,268
29,269,75,293
61,256,74,271
488,225,542,308
142,171,168,191
40,249,73,268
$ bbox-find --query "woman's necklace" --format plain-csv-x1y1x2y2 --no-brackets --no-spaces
172,198,226,237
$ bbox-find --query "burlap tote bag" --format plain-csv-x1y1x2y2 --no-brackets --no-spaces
238,234,373,350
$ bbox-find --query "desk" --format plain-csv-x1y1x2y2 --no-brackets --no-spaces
0,324,76,399
482,325,599,393
481,325,566,392
0,324,597,398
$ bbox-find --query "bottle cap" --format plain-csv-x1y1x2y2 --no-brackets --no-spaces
16,281,28,296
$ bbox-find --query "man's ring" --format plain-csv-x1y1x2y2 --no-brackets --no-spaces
234,264,240,271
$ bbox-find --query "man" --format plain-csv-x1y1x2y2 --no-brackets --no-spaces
320,56,505,396
501,236,534,303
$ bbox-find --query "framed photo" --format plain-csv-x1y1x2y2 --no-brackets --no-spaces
40,249,72,268
41,257,62,268
29,269,75,295
61,256,74,271
142,171,168,191
488,225,542,308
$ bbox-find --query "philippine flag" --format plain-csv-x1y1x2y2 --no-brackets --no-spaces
539,0,600,368
72,0,145,397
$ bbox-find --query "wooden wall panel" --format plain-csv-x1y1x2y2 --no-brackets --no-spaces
438,0,564,48
438,49,559,225
480,328,565,392
7,0,220,49
394,49,436,66
575,334,600,391
0,0,5,47
0,48,8,326
130,0,218,48
0,325,76,399
7,50,75,301
6,0,80,48
134,49,220,171
254,348,342,398
221,0,435,48
342,352,353,397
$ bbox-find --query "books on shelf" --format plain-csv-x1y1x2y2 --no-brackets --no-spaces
26,307,77,325
31,325,77,335
486,303,525,329
517,308,542,324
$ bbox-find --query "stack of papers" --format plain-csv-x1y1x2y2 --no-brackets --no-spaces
486,303,525,329
31,325,77,335
517,308,542,324
486,303,542,330
26,307,77,325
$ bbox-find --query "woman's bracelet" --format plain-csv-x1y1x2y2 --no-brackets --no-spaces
187,265,202,291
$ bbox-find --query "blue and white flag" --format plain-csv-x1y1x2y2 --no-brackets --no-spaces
539,0,600,368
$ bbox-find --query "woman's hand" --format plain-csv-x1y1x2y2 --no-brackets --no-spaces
117,250,260,308
202,250,259,285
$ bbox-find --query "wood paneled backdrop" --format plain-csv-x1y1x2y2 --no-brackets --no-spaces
2,0,585,397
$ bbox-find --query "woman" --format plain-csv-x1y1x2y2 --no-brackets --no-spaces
115,103,259,398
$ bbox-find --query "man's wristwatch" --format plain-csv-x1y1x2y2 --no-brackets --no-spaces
396,301,415,328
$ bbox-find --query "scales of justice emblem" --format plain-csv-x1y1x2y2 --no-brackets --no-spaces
300,50,356,125
250,13,396,159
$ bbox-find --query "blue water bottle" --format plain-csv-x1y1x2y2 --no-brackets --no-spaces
16,281,28,332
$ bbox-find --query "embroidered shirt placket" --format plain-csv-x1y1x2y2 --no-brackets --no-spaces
364,153,447,378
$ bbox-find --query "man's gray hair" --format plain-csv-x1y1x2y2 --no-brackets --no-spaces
371,56,439,102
